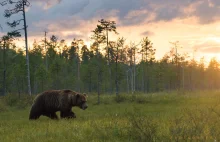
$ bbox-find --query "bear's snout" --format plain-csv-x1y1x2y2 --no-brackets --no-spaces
84,105,88,110
82,103,88,110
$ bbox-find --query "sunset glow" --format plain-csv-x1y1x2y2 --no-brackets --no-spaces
1,0,220,62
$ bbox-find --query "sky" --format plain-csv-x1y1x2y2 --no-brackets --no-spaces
1,0,220,63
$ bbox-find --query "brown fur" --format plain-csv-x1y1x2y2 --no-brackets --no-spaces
29,89,87,120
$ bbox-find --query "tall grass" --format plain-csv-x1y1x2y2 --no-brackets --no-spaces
1,91,220,141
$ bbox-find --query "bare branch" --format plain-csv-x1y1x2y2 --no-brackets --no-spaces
15,27,25,31
8,0,21,4
4,8,23,18
7,19,24,28
24,0,30,6
7,30,21,38
0,0,7,6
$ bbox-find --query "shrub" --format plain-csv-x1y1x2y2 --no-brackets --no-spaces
134,95,150,104
127,107,160,141
114,95,128,103
169,108,220,141
4,94,19,107
2,94,33,108
16,96,33,109
0,99,7,112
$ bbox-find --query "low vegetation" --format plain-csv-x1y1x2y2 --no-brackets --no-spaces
1,91,220,141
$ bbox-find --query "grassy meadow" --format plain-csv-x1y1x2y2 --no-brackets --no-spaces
1,91,220,141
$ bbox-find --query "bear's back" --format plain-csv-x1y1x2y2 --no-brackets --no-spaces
34,90,68,111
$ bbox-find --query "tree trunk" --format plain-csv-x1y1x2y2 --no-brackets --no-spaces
106,30,113,94
130,49,134,95
15,77,21,99
115,46,119,96
109,66,112,94
33,75,37,94
126,70,129,93
3,40,6,96
23,1,31,95
97,48,101,104
45,31,48,71
77,56,81,92
97,70,100,104
55,64,59,90
141,52,145,92
190,66,192,91
89,71,92,92
106,29,109,65
145,49,148,93
182,65,184,90
131,66,134,94
133,48,136,93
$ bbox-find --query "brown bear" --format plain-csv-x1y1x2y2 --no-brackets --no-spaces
29,89,88,120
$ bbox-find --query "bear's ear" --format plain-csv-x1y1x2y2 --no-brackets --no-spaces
76,94,80,99
83,93,87,97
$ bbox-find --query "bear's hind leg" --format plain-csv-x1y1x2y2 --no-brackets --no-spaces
60,111,67,118
50,112,58,119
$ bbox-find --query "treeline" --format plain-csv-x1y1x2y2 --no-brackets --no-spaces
0,19,219,96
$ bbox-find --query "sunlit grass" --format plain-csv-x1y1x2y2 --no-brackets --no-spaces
1,90,220,141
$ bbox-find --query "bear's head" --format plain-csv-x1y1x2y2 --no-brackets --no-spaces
63,90,88,110
75,93,88,110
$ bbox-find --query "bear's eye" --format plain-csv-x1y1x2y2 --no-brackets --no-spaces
81,101,86,104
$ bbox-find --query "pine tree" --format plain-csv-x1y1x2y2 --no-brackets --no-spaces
2,0,32,95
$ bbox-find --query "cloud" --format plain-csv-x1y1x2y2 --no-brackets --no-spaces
63,32,85,40
1,0,220,36
181,0,220,24
200,47,220,53
0,32,4,37
192,1,218,24
141,31,155,36
29,0,62,9
193,40,220,53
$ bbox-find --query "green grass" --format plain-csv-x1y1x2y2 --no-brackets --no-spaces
1,91,220,141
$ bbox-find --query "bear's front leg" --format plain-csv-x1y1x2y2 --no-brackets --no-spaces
60,111,76,119
29,105,41,120
29,113,41,120
67,111,76,118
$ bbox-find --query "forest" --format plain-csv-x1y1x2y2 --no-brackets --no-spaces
0,18,219,97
